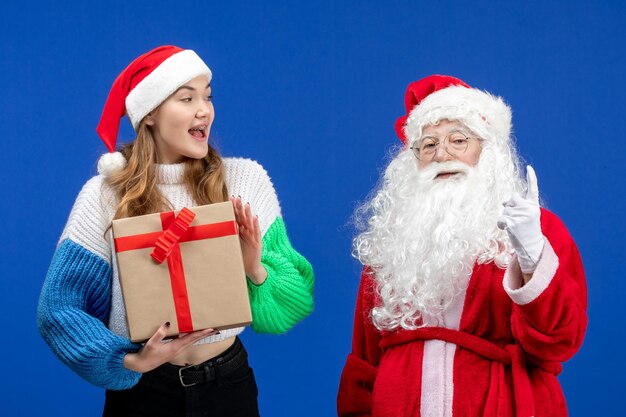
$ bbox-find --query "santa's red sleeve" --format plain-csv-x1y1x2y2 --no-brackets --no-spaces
337,267,382,417
503,208,588,363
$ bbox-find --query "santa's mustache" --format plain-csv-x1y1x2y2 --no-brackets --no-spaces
417,161,472,182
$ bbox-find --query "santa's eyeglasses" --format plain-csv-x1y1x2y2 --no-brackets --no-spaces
410,132,479,161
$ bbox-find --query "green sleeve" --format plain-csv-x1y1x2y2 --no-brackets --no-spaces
246,216,314,334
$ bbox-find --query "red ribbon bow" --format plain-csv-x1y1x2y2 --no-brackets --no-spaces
151,208,196,264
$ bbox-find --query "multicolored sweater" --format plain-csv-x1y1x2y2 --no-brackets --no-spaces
37,158,314,390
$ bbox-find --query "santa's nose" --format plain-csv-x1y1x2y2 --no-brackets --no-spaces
433,144,455,162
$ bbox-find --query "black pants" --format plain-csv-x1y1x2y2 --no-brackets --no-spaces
103,338,259,417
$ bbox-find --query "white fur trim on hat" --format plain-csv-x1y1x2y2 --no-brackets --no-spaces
97,151,127,176
404,85,512,145
125,50,212,131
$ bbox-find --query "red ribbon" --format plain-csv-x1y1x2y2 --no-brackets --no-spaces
114,209,238,333
151,208,196,264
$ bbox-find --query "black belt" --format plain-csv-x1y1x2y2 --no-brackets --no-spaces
153,337,248,388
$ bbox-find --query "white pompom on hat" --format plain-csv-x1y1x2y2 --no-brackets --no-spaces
95,45,212,175
394,75,512,146
97,151,127,176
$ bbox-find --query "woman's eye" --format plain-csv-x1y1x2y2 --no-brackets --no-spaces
205,95,213,101
181,97,192,102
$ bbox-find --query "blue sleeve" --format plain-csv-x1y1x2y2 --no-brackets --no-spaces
37,239,142,390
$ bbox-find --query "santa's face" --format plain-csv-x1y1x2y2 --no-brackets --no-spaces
414,120,483,172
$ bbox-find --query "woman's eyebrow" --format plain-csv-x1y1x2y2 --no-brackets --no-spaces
174,83,211,93
175,85,196,93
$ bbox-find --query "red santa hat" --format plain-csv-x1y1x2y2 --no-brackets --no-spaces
95,45,212,175
395,75,512,146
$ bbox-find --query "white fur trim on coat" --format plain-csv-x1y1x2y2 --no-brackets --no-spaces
503,237,559,305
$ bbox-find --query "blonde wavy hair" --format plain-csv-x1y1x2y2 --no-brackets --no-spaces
106,122,228,219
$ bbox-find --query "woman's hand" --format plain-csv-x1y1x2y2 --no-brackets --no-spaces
123,323,217,373
231,196,267,285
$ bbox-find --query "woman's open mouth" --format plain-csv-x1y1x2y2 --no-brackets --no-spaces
188,125,207,141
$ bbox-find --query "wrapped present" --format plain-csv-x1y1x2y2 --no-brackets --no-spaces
112,202,252,343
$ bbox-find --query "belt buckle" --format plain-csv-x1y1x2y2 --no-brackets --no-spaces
178,364,198,388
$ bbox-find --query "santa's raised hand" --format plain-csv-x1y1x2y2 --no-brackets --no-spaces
497,166,545,276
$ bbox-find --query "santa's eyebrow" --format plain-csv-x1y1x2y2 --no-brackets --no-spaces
446,128,471,135
417,128,472,143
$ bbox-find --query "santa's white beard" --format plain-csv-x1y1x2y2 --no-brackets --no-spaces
354,150,518,330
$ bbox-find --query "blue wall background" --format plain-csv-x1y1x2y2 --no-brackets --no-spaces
1,1,624,415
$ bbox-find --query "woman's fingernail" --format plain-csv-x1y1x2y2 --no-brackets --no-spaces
165,321,171,327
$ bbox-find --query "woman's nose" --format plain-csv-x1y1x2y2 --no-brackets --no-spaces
196,101,212,118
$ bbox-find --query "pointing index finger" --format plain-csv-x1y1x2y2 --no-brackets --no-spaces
525,165,539,204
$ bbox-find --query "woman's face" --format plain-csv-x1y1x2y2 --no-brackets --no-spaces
145,75,214,164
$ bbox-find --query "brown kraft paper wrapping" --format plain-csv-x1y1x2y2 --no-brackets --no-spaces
112,201,252,343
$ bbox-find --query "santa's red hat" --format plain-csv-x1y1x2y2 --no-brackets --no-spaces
96,45,212,175
395,75,512,146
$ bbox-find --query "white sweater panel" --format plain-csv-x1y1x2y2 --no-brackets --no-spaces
58,157,281,345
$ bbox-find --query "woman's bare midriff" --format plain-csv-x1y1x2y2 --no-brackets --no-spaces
169,336,236,366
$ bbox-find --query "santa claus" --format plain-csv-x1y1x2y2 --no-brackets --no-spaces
337,75,587,417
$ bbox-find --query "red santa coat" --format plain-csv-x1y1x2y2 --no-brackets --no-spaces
337,209,587,417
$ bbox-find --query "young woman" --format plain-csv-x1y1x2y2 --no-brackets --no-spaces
37,45,314,416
